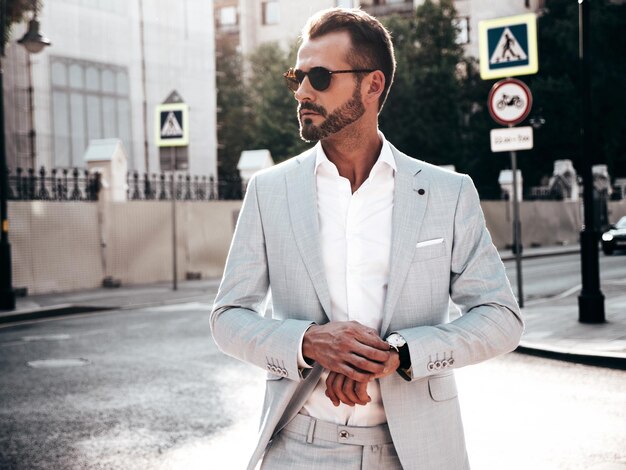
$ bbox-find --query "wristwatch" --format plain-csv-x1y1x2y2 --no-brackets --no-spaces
386,333,412,374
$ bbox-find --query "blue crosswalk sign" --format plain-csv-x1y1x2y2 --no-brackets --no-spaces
479,14,538,80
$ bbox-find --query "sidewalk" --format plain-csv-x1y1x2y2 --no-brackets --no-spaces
2,245,624,369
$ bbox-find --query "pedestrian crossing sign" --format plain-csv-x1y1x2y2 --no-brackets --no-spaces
155,103,189,147
479,13,538,80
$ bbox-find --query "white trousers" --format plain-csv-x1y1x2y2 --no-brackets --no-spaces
260,414,403,470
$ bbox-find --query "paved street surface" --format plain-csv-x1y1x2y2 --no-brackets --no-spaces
503,252,626,301
1,302,625,470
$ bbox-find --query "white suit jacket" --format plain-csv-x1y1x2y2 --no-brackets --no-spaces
210,144,524,470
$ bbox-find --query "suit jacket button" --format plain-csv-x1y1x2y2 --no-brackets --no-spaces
442,359,449,368
434,361,442,369
448,358,455,366
427,362,435,371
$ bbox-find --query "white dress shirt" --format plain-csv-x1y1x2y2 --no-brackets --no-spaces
299,133,396,426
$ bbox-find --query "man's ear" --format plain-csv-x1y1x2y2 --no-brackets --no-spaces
363,70,385,106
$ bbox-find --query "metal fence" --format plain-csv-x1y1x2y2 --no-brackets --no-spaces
126,171,244,201
7,167,100,201
7,166,245,202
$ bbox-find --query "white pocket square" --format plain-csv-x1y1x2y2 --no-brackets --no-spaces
416,238,444,248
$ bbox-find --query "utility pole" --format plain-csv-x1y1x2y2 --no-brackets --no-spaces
0,0,17,310
577,0,605,323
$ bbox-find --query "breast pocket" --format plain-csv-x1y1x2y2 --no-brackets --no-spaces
413,238,447,262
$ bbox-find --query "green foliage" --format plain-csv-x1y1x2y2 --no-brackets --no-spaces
381,0,501,192
246,42,309,162
1,0,40,54
522,0,626,183
215,40,252,179
215,0,625,196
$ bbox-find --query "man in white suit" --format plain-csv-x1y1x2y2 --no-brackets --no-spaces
210,8,523,469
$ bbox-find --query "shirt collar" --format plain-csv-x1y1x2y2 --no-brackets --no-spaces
314,131,396,175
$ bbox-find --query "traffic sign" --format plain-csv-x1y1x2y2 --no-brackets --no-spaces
155,102,189,147
488,78,532,126
490,126,533,152
479,13,538,80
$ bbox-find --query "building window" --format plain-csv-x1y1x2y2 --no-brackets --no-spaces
454,16,470,45
50,57,132,168
262,0,280,25
336,0,354,7
218,6,238,26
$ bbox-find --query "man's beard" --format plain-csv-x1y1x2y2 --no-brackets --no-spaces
298,83,365,142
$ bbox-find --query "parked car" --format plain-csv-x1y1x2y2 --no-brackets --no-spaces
601,216,626,255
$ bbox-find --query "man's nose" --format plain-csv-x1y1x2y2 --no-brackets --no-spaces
294,77,315,102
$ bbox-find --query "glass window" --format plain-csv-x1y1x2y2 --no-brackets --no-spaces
102,97,116,137
85,67,100,92
69,93,86,166
69,64,84,89
102,69,115,94
218,6,237,26
51,58,132,167
86,95,102,141
454,17,470,45
335,0,353,7
116,71,129,95
52,91,70,167
262,1,279,25
51,62,67,87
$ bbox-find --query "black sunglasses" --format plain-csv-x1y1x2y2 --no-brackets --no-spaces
283,67,375,92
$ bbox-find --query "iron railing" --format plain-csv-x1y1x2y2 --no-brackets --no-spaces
7,167,246,202
126,171,244,200
7,167,101,201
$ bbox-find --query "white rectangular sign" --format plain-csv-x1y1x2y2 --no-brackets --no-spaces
490,126,533,152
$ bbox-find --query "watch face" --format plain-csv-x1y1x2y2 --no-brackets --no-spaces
388,334,406,348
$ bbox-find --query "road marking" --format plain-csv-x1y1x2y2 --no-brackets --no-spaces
27,358,90,368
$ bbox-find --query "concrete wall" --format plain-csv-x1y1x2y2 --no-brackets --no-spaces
9,199,626,295
9,200,240,295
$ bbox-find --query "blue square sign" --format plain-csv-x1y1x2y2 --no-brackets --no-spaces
479,14,538,79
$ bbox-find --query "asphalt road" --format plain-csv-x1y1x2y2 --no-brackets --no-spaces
503,252,626,301
1,298,624,470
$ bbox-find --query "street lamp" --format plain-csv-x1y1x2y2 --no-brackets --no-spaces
578,0,605,323
17,14,51,53
0,0,50,310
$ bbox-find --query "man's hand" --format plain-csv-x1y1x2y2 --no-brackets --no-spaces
325,350,400,407
302,321,391,383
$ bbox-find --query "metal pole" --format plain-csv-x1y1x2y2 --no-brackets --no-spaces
578,0,604,323
0,0,17,310
510,148,524,308
171,147,178,291
138,0,149,174
27,53,35,169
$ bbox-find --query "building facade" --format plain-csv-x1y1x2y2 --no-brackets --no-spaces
4,0,218,178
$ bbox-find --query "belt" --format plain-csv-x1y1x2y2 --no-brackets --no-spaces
282,413,393,446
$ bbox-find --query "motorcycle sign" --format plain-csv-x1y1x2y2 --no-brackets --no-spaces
488,78,532,126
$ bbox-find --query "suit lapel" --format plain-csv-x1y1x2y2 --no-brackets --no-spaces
381,148,429,336
285,150,332,321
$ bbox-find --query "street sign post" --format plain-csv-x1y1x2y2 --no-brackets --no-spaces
488,78,534,307
488,78,533,126
490,126,533,152
155,102,189,148
479,13,538,80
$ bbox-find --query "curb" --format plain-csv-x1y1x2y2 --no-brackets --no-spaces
0,293,214,326
516,343,626,370
499,247,580,262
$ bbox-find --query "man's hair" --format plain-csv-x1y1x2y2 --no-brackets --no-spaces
302,8,396,111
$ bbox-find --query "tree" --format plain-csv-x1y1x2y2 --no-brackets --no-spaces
379,0,505,197
381,0,466,166
522,0,626,187
246,42,309,163
2,1,39,53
